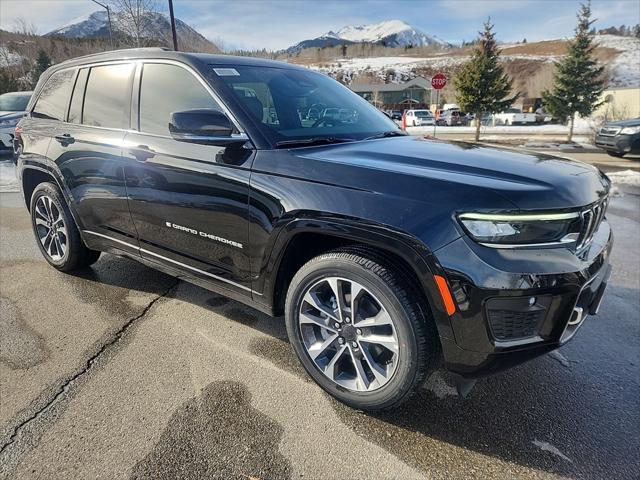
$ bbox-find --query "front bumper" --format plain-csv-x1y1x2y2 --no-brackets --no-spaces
595,133,639,153
434,218,613,378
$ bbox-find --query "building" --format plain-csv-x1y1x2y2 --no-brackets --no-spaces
594,86,640,120
350,77,433,110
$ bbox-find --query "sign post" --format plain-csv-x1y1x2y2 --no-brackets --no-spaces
431,73,447,137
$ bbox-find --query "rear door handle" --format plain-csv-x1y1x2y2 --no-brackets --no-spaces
54,134,75,145
127,145,154,162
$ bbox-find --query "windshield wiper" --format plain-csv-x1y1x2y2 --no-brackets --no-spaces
275,137,356,149
364,130,408,140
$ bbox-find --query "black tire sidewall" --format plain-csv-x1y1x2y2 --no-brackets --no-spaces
285,258,423,410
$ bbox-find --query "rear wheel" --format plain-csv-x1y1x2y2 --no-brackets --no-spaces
607,151,625,157
30,182,101,271
285,249,438,411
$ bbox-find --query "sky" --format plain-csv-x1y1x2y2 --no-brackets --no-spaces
1,0,639,50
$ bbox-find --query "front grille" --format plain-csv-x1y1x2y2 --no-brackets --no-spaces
575,197,609,251
599,126,621,136
488,309,546,341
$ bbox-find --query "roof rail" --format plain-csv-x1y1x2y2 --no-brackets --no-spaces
57,47,174,64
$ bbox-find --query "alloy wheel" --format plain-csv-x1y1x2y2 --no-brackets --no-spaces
298,277,399,392
34,195,68,261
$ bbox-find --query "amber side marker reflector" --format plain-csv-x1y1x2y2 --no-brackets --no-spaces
434,275,456,316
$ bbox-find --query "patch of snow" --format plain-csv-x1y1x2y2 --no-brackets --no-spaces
405,123,594,135
595,35,640,88
533,440,572,462
0,161,19,193
0,47,24,68
332,20,449,47
606,169,640,187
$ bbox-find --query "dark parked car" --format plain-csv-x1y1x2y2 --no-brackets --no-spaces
390,109,403,120
595,118,640,157
16,49,613,411
0,91,33,162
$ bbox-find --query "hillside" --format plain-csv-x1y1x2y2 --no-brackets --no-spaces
46,10,219,53
299,34,639,100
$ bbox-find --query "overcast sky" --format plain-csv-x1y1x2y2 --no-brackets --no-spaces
1,0,638,50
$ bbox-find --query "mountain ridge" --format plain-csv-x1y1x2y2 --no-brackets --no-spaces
285,20,452,53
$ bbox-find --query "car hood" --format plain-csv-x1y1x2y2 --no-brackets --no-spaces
299,136,610,210
604,118,640,127
0,111,26,120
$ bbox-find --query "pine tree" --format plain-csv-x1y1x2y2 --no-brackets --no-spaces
31,49,52,88
542,2,605,142
454,19,517,141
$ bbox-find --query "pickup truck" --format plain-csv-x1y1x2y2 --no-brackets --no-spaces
493,108,536,125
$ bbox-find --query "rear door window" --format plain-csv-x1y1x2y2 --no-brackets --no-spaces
138,63,223,136
82,63,134,129
68,68,89,124
32,69,75,121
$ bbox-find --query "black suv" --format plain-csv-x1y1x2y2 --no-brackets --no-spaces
16,49,613,410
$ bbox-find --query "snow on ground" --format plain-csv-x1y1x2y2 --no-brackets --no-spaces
0,47,24,68
596,34,640,88
405,122,594,135
606,169,640,187
0,161,20,193
311,34,638,87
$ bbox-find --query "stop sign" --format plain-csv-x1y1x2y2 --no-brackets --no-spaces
431,73,447,90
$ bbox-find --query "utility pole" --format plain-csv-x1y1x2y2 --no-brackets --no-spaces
90,0,114,49
168,0,179,51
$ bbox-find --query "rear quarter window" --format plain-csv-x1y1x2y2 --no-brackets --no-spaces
32,69,75,121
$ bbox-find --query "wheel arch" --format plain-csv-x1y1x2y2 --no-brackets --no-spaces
261,218,454,341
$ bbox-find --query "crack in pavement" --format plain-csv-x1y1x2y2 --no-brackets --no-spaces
0,281,179,456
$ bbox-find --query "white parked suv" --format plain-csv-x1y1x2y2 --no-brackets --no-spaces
405,109,435,126
493,108,536,126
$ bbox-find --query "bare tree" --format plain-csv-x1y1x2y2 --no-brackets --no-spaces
110,0,157,47
13,17,38,36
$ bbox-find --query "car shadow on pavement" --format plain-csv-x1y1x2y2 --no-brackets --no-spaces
72,255,637,480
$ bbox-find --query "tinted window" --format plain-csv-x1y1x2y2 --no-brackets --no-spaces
0,92,32,111
83,63,134,129
139,63,222,136
68,68,89,124
32,69,75,121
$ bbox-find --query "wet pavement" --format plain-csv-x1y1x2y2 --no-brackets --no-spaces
0,188,638,479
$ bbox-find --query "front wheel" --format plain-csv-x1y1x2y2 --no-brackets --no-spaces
30,182,101,271
285,249,439,411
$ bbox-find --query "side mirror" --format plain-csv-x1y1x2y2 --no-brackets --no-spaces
169,109,248,146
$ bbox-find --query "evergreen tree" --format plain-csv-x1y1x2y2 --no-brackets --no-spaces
31,49,52,88
454,19,517,141
542,2,605,142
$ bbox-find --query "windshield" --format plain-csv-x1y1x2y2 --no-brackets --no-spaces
211,65,398,146
0,92,31,111
414,110,433,118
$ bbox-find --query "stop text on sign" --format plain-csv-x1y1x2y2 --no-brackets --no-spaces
431,73,447,90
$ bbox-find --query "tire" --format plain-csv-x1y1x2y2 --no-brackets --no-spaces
606,151,625,157
285,248,439,411
30,182,101,272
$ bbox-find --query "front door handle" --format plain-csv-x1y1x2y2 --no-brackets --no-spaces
54,134,75,145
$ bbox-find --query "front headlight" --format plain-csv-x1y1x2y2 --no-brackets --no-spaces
0,118,19,127
458,212,581,247
620,126,640,135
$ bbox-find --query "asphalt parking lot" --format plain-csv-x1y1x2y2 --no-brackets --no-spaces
0,155,638,479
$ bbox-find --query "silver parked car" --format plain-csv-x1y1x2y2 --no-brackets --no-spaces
0,91,33,163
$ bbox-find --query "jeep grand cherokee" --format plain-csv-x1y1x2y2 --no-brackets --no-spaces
16,48,613,411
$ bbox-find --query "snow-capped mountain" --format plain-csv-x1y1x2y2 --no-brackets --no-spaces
286,20,451,53
46,10,219,52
